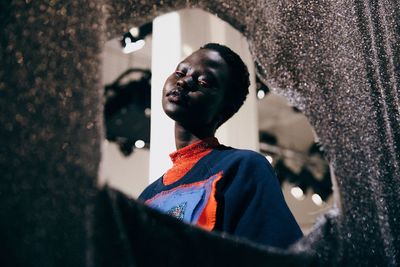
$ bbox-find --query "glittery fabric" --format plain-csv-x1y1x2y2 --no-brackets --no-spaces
1,0,399,266
1,1,105,266
167,202,187,221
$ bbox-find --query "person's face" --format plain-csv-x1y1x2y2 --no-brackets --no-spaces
162,49,230,131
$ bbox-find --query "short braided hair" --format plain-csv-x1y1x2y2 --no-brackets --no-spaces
200,43,250,127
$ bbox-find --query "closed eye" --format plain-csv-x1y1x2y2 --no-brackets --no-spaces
198,79,210,88
175,70,185,78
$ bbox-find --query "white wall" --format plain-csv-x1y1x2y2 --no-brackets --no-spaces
100,37,152,198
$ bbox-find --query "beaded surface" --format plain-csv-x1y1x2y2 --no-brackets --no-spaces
1,0,399,265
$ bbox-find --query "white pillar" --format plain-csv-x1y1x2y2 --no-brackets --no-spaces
149,9,258,183
149,13,181,182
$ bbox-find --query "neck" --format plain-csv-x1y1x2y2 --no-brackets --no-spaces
174,122,215,150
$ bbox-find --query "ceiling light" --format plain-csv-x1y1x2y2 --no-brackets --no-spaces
312,193,323,206
129,27,139,37
290,186,304,200
144,108,151,117
265,155,273,164
134,139,145,149
257,89,265,99
123,39,145,54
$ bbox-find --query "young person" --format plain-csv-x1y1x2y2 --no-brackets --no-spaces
139,43,303,248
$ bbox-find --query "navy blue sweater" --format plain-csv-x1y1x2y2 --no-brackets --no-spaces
139,145,303,248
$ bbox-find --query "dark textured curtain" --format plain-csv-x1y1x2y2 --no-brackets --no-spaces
0,0,398,266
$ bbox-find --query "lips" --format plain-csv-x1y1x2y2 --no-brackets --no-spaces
166,89,187,106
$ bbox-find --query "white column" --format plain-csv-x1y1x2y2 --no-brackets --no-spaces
149,9,258,183
149,12,182,182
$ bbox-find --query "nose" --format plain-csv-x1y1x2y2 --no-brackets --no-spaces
177,75,195,90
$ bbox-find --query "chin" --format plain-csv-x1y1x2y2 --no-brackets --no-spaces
163,99,187,115
163,106,186,122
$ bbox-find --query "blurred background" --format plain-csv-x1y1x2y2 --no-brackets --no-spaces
100,9,333,234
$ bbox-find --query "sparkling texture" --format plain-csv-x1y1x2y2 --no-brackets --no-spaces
1,0,399,266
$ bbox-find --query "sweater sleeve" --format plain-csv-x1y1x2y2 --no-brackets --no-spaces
218,151,303,248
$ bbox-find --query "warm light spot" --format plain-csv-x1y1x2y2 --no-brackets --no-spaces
129,27,139,37
144,108,151,117
290,186,304,200
257,89,265,99
312,193,323,206
135,140,145,149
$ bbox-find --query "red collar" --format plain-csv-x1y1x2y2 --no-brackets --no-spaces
169,137,220,164
163,137,220,185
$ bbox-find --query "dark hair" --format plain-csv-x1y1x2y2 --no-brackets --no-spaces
200,43,250,127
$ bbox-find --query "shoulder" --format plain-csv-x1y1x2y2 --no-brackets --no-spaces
138,176,164,201
230,148,266,160
213,146,275,180
218,147,269,166
217,148,281,200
